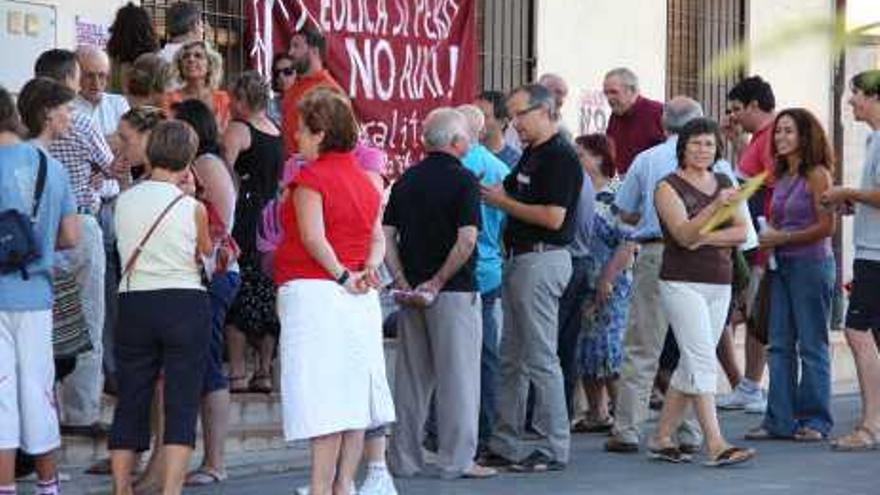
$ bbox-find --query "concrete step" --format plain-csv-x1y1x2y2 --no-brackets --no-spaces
60,421,292,468
98,391,284,428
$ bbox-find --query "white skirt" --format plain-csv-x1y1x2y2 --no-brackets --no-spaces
277,280,396,441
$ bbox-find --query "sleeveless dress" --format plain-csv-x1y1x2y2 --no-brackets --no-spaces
226,120,283,339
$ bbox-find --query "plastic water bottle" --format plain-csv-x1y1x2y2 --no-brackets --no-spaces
757,216,777,271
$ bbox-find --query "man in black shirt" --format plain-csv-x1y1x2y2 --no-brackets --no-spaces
384,108,497,479
481,84,582,471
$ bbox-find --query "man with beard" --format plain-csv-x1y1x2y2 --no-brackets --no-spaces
281,24,344,158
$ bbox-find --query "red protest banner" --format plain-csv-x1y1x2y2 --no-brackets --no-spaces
245,0,478,177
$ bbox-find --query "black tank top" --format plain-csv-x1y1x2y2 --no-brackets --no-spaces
232,120,283,257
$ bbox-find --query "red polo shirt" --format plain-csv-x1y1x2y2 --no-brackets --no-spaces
281,69,344,158
737,119,774,182
606,95,665,175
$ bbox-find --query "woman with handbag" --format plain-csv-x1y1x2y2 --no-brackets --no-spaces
109,120,213,495
746,108,836,442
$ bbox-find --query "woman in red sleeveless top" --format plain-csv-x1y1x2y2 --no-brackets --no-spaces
275,89,395,495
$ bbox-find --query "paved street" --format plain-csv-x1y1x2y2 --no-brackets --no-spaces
187,394,877,495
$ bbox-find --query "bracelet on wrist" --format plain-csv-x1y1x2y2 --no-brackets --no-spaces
336,270,350,286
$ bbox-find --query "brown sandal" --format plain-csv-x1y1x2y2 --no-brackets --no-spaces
794,427,825,442
704,446,756,467
228,375,249,393
249,372,273,394
831,425,879,452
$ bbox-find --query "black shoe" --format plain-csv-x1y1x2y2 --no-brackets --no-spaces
477,451,515,469
508,451,566,473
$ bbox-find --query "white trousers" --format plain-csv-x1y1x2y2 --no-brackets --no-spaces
659,281,731,395
59,214,106,425
0,310,60,454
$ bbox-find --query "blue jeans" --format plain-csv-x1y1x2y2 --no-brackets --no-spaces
204,271,241,394
763,256,835,436
557,255,590,417
479,287,501,448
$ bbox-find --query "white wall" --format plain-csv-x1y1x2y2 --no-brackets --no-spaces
535,0,667,134
25,0,130,48
748,0,835,129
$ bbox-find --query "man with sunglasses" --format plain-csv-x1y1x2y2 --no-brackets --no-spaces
481,84,583,472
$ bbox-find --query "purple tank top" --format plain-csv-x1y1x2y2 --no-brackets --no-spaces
771,174,831,259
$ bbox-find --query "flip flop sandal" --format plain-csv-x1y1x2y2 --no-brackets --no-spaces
648,446,692,464
794,427,825,443
249,372,273,394
184,468,227,486
744,427,788,441
704,446,756,467
228,375,249,393
831,426,879,452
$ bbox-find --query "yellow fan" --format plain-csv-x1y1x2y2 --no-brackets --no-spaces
700,171,769,234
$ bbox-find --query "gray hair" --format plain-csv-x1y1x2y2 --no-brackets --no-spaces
455,104,485,144
662,96,704,134
604,67,639,92
510,83,558,121
75,45,110,68
422,107,470,150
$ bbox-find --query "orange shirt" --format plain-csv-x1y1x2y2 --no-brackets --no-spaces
281,69,344,158
166,89,232,132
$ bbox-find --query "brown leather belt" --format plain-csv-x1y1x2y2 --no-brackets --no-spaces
637,237,663,244
508,242,565,257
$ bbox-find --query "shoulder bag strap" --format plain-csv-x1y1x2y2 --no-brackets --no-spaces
31,149,47,220
120,193,186,286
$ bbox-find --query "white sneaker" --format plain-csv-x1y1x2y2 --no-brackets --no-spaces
717,383,763,410
296,482,358,495
358,466,398,495
744,390,767,415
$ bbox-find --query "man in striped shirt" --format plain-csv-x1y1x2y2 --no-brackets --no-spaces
35,49,112,436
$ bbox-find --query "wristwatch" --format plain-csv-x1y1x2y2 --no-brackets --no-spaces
336,270,350,286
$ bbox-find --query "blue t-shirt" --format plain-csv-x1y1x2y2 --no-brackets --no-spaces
0,143,76,310
461,144,510,293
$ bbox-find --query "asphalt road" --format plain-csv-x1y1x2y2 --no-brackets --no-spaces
189,394,878,495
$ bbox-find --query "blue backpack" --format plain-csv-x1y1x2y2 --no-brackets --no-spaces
0,149,47,279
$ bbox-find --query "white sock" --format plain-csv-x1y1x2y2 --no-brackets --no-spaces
739,378,759,392
0,483,15,495
367,461,388,471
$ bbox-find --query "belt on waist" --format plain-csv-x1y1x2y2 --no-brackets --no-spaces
77,205,96,215
636,237,663,244
508,242,565,257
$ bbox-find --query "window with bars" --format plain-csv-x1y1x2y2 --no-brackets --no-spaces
666,0,748,123
141,0,247,87
478,0,536,93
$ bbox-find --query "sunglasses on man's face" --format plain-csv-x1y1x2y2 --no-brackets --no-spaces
275,67,295,77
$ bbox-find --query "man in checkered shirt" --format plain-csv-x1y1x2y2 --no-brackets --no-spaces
36,49,112,436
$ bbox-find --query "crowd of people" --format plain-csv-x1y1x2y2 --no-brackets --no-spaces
1,2,880,495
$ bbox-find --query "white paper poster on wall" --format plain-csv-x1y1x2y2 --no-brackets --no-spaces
578,89,611,136
0,0,56,93
75,15,108,48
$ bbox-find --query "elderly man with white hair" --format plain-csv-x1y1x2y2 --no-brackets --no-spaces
73,45,130,136
72,44,129,400
384,108,497,480
456,104,510,455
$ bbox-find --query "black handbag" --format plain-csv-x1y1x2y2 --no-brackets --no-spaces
0,149,46,279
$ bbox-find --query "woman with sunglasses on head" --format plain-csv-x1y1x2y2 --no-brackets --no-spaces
169,41,230,132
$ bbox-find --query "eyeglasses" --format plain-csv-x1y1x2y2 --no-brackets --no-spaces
274,67,295,77
511,103,543,120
